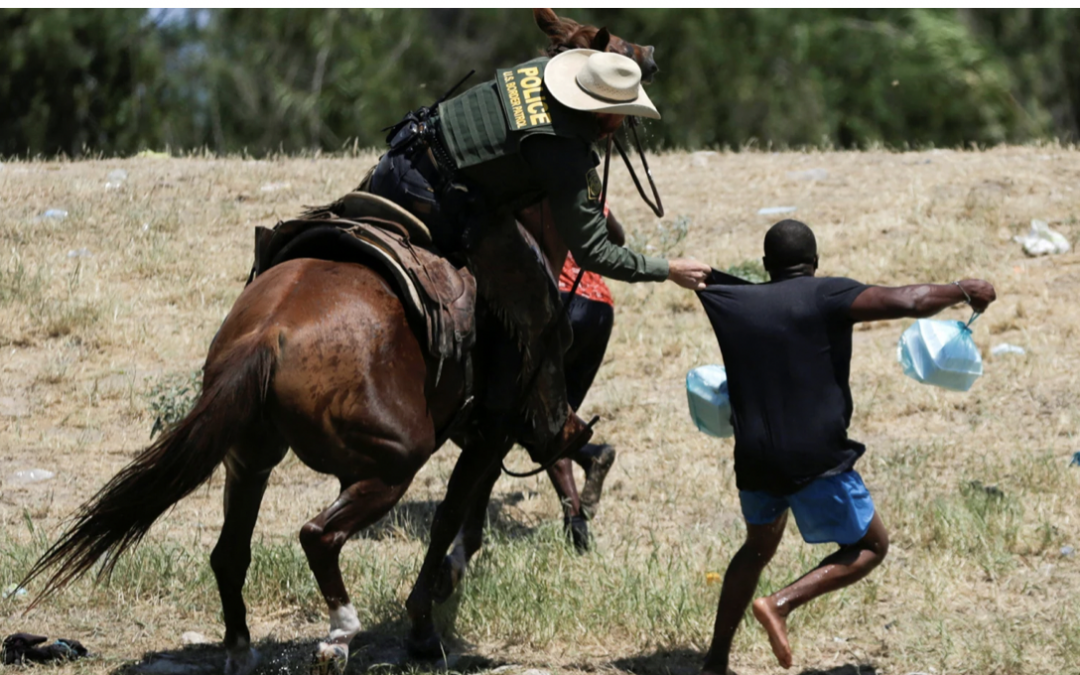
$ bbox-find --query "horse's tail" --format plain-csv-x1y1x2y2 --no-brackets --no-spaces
21,337,276,606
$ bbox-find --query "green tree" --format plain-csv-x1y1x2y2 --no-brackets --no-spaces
0,9,172,157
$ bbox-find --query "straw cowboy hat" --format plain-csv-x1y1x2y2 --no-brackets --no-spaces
545,49,660,120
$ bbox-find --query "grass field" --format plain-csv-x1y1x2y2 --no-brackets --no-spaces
1,147,1079,675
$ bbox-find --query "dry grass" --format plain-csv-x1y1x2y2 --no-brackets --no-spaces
1,147,1079,675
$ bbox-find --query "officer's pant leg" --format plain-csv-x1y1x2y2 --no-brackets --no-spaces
464,209,571,459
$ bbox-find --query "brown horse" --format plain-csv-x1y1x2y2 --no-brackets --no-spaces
19,9,657,675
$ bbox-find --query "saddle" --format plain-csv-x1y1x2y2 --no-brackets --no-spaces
248,191,476,369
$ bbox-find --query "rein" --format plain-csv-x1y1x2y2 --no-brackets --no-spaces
616,117,664,218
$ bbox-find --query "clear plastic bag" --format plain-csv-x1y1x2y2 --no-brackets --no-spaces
686,365,734,437
897,317,983,392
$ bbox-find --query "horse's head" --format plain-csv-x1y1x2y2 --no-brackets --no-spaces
533,8,658,84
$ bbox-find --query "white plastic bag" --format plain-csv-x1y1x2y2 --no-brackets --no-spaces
1013,219,1070,256
897,319,983,392
686,365,734,437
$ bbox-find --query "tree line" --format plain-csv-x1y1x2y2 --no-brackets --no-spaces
2,8,1078,158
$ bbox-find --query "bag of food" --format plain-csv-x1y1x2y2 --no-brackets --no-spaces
897,318,983,392
686,365,734,437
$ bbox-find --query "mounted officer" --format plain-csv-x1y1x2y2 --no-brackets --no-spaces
365,48,711,464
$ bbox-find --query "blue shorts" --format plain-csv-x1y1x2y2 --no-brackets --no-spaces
739,470,875,545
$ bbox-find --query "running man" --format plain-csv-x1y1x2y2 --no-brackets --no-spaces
695,219,996,673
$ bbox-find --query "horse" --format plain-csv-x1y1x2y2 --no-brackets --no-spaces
19,9,658,675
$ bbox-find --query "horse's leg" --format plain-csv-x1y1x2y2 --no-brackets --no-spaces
547,458,589,553
211,439,288,675
432,459,503,604
406,439,507,657
299,476,412,672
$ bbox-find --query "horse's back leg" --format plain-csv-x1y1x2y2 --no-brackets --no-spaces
299,476,412,670
210,435,288,675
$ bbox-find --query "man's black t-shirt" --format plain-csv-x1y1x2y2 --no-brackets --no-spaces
696,271,870,495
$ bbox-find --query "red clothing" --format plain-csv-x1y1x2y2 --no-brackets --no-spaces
559,252,614,307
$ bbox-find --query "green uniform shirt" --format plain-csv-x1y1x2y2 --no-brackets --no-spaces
437,57,669,283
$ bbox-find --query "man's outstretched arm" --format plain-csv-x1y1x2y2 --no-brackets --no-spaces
849,279,996,323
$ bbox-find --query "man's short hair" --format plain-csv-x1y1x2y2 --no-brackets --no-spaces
764,219,817,269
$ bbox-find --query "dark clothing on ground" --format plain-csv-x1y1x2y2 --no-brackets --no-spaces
562,292,614,411
696,271,870,495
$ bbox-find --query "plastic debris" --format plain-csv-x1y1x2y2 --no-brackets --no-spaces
691,150,717,167
1061,546,1076,558
990,343,1025,356
259,182,291,193
141,223,150,232
38,209,68,221
898,319,983,392
67,248,92,258
705,572,722,586
9,469,55,484
786,169,828,181
106,168,128,190
1014,219,1070,256
686,365,734,438
1071,451,1080,467
757,206,797,216
180,632,210,646
2,585,27,599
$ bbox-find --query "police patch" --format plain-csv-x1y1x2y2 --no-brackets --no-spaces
496,65,552,131
586,167,603,202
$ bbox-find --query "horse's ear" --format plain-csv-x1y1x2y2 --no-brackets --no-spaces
534,9,564,39
591,27,611,52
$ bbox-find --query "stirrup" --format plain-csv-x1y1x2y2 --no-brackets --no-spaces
524,411,594,465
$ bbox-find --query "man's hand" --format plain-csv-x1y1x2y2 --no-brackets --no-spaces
668,258,712,290
957,279,996,313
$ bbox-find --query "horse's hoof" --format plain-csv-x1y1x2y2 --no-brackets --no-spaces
406,629,446,660
224,647,259,675
311,642,349,675
564,515,590,554
431,554,464,605
579,443,616,519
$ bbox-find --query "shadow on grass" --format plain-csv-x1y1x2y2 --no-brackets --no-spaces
610,648,702,675
358,491,538,545
111,628,503,675
111,585,497,675
610,648,878,675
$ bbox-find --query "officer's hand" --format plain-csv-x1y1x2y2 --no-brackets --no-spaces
958,279,996,313
668,258,711,290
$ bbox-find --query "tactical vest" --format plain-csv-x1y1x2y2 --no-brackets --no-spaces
437,57,601,171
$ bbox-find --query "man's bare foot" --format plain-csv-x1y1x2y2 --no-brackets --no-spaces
752,597,792,668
